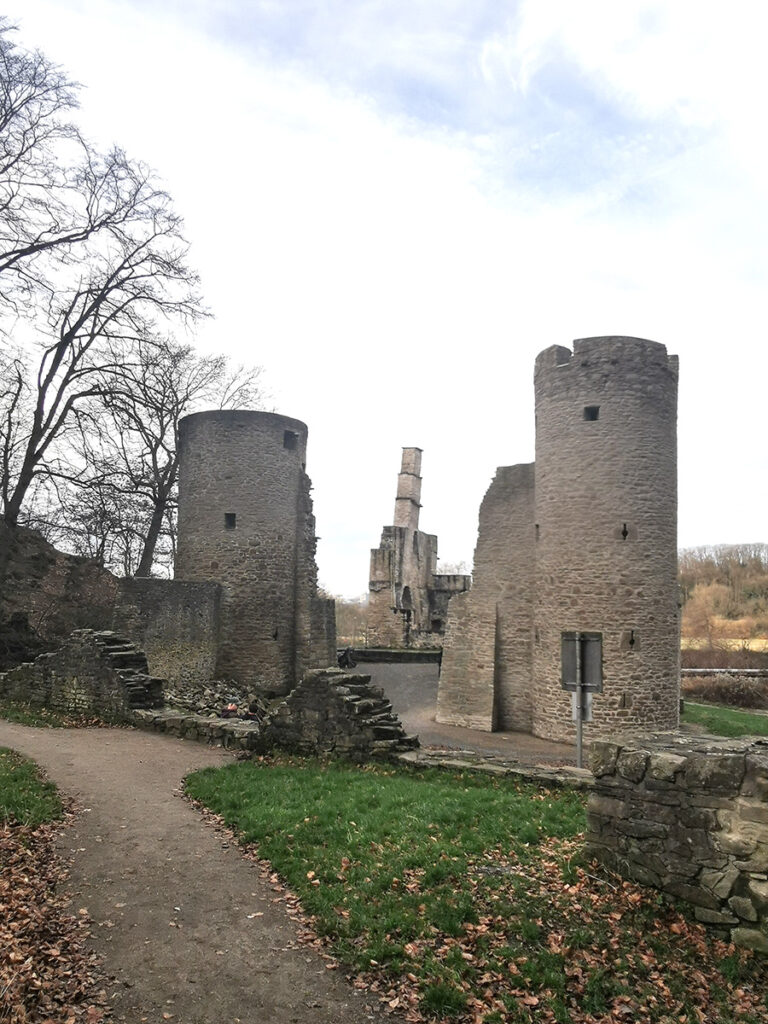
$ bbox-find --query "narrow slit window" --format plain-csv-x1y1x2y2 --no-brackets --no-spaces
283,430,299,450
583,405,600,421
224,512,236,529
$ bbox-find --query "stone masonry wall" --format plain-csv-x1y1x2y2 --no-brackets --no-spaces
0,630,163,717
587,734,768,953
114,578,221,689
176,410,335,695
437,464,535,731
261,668,418,760
533,338,680,741
0,522,118,667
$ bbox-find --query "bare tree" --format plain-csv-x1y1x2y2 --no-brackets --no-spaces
0,21,154,302
0,185,205,527
102,340,265,576
0,23,207,528
61,340,266,576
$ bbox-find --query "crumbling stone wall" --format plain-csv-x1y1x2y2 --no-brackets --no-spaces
175,410,335,695
261,668,418,759
367,448,470,647
0,522,117,668
0,630,163,717
114,578,221,690
438,464,534,731
438,337,680,742
587,734,768,953
133,669,418,760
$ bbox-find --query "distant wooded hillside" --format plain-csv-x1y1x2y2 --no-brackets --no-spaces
680,544,768,666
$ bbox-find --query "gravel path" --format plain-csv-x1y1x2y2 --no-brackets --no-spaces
0,722,392,1024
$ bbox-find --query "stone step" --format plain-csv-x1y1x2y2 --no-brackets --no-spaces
372,724,407,739
352,699,392,716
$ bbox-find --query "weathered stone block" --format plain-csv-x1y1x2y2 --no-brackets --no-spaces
748,879,768,910
615,818,667,840
628,862,662,887
700,865,740,900
729,896,758,922
694,907,739,926
684,753,745,793
664,880,720,911
590,742,620,777
731,927,768,953
647,751,687,782
741,753,768,801
616,749,649,783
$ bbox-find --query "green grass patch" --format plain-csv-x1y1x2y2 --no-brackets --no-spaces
186,756,768,1022
682,701,768,737
0,699,119,728
0,747,63,826
0,699,76,728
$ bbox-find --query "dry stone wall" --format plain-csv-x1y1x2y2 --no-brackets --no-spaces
0,630,163,717
587,734,768,953
261,668,418,759
133,669,418,761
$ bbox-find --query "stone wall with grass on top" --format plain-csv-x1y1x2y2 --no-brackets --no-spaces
587,733,768,953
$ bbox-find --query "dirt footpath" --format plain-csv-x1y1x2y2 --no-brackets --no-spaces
0,722,392,1024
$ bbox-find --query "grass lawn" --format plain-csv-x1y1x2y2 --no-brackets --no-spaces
0,746,63,826
186,757,767,1023
0,699,74,728
0,698,116,728
681,701,768,737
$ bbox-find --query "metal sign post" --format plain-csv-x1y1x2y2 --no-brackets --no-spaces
575,633,583,768
561,632,602,769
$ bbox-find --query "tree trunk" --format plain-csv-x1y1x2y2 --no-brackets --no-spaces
134,499,166,577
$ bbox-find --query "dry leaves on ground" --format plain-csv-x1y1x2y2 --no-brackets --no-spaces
0,819,110,1024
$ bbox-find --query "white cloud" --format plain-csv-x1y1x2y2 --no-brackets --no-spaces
3,0,768,594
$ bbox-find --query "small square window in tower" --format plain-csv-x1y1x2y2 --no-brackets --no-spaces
224,513,236,529
283,430,299,450
583,405,600,421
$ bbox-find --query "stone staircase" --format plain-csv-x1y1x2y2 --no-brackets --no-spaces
332,674,419,753
261,669,419,759
89,631,164,711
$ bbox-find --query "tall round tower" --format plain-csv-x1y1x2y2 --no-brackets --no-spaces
532,337,679,741
176,410,317,694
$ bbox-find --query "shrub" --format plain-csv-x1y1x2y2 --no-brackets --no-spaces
681,675,768,709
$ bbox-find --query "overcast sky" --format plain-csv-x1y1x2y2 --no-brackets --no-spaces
5,1,768,596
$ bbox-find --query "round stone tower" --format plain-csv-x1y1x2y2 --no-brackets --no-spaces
532,336,679,741
176,410,316,694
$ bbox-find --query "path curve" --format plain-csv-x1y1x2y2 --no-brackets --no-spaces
0,722,392,1024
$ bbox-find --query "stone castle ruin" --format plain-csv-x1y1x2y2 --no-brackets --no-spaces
366,448,470,647
438,336,680,742
117,410,336,698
